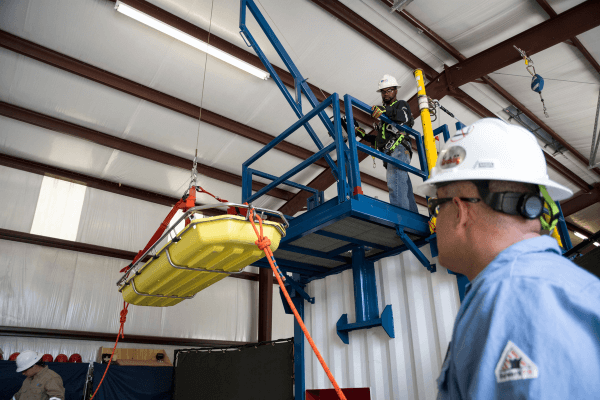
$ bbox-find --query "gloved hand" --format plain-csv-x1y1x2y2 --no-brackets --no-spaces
355,126,366,137
371,105,385,119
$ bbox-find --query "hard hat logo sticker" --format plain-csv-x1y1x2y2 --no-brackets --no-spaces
441,146,466,169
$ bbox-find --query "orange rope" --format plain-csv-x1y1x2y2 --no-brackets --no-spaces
248,208,347,400
90,301,129,400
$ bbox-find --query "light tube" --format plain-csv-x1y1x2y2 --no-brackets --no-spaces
115,1,270,80
573,231,599,246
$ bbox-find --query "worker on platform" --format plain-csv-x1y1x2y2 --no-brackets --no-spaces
418,118,600,399
13,350,65,400
356,74,418,212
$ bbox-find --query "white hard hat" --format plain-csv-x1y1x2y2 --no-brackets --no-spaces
377,74,399,92
16,350,43,372
417,118,573,201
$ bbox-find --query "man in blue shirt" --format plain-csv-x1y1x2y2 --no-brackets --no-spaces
417,118,600,399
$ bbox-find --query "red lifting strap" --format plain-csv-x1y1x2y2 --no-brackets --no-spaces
120,189,196,273
120,185,251,274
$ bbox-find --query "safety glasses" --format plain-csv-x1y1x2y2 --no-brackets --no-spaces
380,87,397,94
428,197,481,217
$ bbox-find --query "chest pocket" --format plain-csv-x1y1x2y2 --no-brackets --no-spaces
22,384,45,399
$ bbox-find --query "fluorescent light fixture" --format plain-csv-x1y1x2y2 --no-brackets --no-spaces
573,231,599,247
115,1,270,80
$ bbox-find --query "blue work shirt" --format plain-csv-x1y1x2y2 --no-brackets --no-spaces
437,236,600,399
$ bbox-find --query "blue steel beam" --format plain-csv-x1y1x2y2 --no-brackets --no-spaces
242,95,333,169
252,259,325,276
356,142,428,179
283,195,429,246
246,142,337,203
396,227,435,272
282,274,315,304
350,195,429,235
282,196,354,244
366,236,431,263
279,244,349,263
433,125,451,144
314,231,391,251
239,0,338,175
556,202,573,252
332,97,350,203
344,94,363,194
351,247,379,323
344,95,430,181
247,169,318,195
327,242,359,257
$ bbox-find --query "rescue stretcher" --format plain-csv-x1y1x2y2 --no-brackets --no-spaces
116,203,288,307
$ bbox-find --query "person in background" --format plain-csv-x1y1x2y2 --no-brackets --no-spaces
356,74,418,212
13,350,65,400
418,118,600,399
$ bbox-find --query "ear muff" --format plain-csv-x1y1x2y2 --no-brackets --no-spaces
485,192,543,219
518,193,544,219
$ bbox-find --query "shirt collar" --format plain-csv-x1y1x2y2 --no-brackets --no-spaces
469,235,562,289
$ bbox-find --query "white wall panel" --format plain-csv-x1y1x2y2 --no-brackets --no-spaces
304,246,460,399
0,165,43,232
272,285,295,340
76,187,171,253
0,240,261,340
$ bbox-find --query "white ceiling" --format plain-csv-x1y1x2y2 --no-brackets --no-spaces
0,0,598,227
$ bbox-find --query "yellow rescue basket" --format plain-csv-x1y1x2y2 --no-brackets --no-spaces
117,206,286,307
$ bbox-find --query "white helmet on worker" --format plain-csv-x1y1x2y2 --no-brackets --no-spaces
16,350,43,372
417,118,573,201
377,74,399,92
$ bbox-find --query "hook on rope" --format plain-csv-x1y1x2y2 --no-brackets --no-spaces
514,46,549,118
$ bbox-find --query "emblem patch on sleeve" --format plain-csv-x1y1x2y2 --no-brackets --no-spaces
494,341,538,383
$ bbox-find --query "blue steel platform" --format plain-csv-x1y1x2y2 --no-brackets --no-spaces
263,194,431,282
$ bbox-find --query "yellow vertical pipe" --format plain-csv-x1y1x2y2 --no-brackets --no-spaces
414,69,437,175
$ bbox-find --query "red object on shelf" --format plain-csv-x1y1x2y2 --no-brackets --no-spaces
306,388,371,400
41,354,54,363
9,353,20,361
69,354,82,363
55,354,68,363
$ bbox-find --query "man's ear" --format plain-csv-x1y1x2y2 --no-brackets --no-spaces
453,197,471,231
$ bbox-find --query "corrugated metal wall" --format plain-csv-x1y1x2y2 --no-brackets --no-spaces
303,246,460,400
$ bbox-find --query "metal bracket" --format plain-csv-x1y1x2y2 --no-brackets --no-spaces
336,305,394,345
396,227,436,272
307,191,325,211
425,234,438,258
335,246,394,344
280,274,314,314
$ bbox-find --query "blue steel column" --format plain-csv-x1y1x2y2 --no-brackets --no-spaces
344,95,363,195
352,246,379,323
332,95,349,204
555,202,573,251
292,284,305,400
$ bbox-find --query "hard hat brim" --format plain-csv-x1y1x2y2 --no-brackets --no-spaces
16,353,43,372
417,172,574,202
376,85,400,93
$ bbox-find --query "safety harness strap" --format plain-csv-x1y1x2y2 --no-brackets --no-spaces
539,185,559,231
